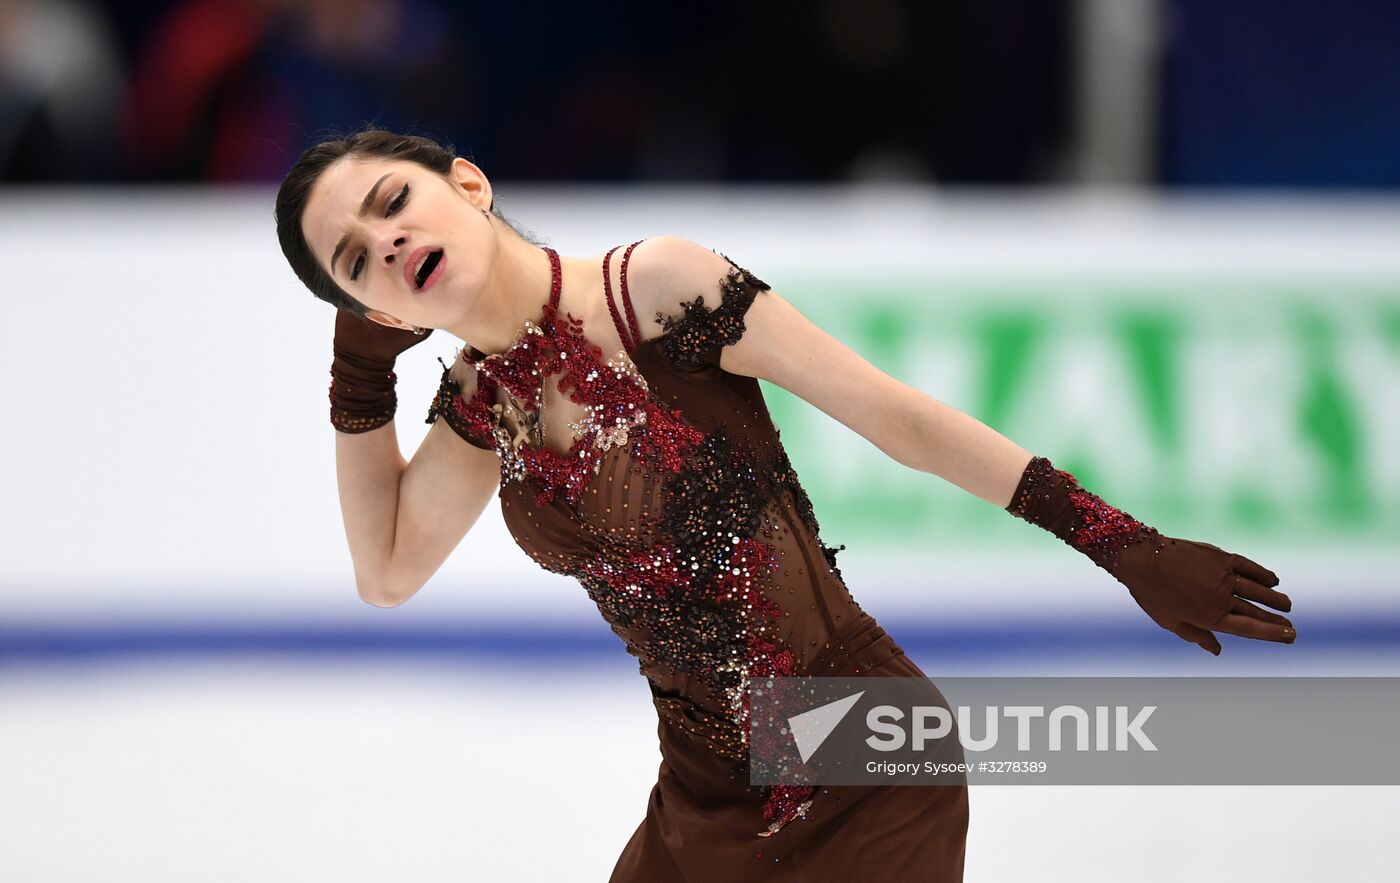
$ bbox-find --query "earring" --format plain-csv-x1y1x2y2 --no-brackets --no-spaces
412,326,428,335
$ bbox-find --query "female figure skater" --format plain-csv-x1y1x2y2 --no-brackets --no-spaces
275,129,1295,882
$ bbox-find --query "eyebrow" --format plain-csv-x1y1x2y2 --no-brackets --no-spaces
329,173,392,278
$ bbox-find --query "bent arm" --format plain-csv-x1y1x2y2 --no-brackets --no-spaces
335,361,499,607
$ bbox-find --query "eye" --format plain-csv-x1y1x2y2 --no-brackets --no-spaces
347,183,408,282
387,183,409,216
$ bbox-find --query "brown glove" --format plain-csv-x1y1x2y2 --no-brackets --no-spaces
328,310,432,433
1006,456,1295,655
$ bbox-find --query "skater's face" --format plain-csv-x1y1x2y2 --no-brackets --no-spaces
301,155,496,332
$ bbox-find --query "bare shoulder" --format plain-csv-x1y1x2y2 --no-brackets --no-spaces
622,239,910,442
621,235,745,347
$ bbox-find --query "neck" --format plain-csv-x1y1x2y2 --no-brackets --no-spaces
446,229,557,356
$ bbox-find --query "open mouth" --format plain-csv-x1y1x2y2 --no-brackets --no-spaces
414,249,444,290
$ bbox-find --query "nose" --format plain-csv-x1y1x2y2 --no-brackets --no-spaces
372,228,407,266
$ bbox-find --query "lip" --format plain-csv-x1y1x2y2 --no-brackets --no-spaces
403,246,446,293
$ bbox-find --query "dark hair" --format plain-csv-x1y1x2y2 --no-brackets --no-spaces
274,127,542,316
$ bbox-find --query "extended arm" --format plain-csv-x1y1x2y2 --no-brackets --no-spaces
746,343,1036,508
622,237,1033,503
625,236,1296,654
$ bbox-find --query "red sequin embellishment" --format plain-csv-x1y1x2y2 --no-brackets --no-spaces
426,244,835,837
1006,456,1161,572
1067,486,1154,557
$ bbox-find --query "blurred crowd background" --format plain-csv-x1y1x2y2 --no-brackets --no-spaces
3,0,1398,188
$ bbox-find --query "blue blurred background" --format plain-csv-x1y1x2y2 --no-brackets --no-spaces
1,1,1397,880
4,0,1399,187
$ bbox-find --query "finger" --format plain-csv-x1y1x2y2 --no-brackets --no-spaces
1231,554,1280,589
1230,597,1292,628
1213,612,1296,644
1173,623,1222,656
1229,576,1292,614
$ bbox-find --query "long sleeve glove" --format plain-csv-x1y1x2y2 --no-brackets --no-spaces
328,311,432,433
1005,455,1295,655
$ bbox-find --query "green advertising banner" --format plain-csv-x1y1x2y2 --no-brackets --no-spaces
764,277,1400,554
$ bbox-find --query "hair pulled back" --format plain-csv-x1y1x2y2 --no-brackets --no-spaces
274,127,539,316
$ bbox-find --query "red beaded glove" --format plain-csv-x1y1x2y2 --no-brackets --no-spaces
1006,456,1295,655
328,310,432,433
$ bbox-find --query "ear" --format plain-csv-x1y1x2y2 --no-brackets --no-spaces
449,157,492,212
365,309,412,331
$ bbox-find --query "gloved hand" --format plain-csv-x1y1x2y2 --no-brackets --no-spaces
1006,456,1295,655
328,310,432,433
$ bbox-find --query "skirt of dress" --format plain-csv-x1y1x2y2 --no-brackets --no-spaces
609,614,970,882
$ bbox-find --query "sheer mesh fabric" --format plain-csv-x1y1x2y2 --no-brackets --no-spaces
429,242,871,836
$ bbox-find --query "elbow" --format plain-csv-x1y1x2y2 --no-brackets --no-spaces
356,572,405,608
858,386,923,473
357,569,428,609
360,588,402,609
353,552,434,607
359,585,401,608
871,424,923,474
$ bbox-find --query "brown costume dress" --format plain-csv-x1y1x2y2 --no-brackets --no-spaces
426,242,969,881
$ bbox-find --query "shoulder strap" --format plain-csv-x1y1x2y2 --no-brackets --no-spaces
602,239,646,354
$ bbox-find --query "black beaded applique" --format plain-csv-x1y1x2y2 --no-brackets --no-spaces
572,415,818,832
433,247,843,837
656,254,770,371
424,356,495,451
